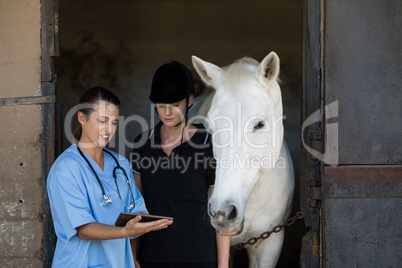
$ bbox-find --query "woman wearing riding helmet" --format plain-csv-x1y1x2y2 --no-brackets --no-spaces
131,61,230,268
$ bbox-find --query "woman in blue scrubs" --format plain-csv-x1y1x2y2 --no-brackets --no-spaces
47,87,173,267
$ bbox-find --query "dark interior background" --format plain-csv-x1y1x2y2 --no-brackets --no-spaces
55,0,306,266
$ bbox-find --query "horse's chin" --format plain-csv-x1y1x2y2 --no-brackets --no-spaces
217,219,244,236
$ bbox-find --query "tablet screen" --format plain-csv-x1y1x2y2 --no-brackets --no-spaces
115,212,174,226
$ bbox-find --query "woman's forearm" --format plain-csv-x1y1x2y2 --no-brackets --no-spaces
216,231,231,268
77,222,127,240
130,238,141,267
76,216,173,241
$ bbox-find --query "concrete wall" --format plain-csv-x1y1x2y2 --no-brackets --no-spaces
0,0,46,267
55,0,304,267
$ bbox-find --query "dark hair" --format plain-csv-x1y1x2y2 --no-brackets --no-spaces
73,86,120,141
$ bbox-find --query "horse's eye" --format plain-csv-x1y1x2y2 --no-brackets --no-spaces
254,121,265,130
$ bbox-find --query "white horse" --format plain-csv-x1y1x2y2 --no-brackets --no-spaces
192,52,294,268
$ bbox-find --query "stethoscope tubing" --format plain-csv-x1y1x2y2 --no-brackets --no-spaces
77,146,109,199
77,146,133,208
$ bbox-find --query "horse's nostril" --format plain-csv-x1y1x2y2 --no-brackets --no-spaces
227,205,238,220
208,202,216,218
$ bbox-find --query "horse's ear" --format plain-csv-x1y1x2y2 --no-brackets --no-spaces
192,55,222,90
255,52,280,86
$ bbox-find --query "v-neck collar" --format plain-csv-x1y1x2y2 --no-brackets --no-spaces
150,121,209,152
75,144,110,173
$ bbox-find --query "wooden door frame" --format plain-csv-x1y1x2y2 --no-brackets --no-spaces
300,0,323,267
41,0,59,266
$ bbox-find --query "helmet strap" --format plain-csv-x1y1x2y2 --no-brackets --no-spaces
156,96,190,147
180,95,190,145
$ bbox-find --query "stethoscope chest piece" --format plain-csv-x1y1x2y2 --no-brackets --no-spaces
102,195,112,207
77,146,135,209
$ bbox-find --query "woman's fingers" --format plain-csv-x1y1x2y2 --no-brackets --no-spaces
146,219,173,231
124,218,173,237
127,215,142,225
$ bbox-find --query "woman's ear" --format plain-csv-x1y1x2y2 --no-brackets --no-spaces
77,111,87,126
188,95,194,108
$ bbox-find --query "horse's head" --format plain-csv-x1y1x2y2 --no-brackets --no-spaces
192,52,284,235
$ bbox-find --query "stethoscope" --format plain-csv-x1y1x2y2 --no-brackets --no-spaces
77,146,135,209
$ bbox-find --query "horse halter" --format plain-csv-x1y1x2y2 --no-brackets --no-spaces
77,146,135,209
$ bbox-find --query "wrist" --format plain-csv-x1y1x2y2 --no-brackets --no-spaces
218,262,229,268
119,226,129,238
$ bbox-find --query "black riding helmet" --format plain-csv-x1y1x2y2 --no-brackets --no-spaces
149,60,195,104
150,61,195,127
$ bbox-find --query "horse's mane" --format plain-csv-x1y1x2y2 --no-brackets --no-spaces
220,57,260,94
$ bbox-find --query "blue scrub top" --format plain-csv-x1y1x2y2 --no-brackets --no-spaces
47,144,148,268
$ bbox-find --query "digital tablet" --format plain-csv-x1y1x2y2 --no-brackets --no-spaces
115,212,174,226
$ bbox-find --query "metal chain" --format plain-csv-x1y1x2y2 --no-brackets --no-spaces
231,211,304,250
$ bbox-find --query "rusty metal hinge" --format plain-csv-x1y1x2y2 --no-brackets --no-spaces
307,173,322,212
309,186,322,200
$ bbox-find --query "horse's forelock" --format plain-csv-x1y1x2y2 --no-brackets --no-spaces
220,58,259,93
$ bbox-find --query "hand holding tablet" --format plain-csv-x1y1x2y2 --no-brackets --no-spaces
115,212,174,226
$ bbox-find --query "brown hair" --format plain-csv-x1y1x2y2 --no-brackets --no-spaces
73,87,120,141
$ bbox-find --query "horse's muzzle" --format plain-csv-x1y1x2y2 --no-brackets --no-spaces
208,200,243,234
218,219,244,236
208,202,238,222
